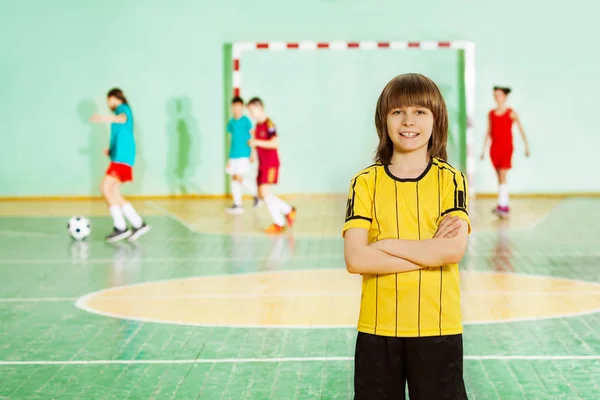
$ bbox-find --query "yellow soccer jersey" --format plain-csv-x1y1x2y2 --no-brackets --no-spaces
342,158,471,337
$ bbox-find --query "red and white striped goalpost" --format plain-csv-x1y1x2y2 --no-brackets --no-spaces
231,40,476,196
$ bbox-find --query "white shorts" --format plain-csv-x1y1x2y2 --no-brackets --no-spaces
225,157,250,176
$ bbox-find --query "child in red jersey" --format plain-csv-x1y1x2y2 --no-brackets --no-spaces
247,97,296,233
481,86,530,218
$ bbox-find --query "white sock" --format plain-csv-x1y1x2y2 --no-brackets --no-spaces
121,203,143,229
241,178,256,196
110,205,127,231
231,180,243,206
273,195,292,215
498,184,509,207
264,194,286,227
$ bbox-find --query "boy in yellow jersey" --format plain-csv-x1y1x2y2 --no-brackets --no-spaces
343,73,471,399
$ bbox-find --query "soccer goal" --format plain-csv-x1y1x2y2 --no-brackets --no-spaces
224,40,476,196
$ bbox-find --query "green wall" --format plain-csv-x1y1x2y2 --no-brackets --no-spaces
1,0,598,196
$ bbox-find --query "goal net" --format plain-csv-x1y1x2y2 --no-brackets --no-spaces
225,41,475,196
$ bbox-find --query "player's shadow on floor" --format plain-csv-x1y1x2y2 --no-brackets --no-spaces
76,99,107,196
166,97,202,195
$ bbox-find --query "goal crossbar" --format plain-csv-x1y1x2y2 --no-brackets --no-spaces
230,40,476,196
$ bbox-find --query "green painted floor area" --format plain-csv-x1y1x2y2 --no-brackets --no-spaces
1,198,599,399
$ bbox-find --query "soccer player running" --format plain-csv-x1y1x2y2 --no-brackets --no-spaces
247,97,296,234
91,88,149,243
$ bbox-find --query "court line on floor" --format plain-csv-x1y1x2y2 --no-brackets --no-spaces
3,290,600,303
525,198,568,230
0,230,59,237
144,200,349,238
71,269,600,328
0,254,344,265
0,297,76,302
144,201,198,232
1,355,599,366
2,250,600,265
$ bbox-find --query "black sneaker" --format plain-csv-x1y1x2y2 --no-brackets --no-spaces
106,227,132,243
225,204,244,215
128,222,150,241
253,196,262,209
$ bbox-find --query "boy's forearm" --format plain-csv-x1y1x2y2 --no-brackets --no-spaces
254,139,277,149
345,244,423,275
103,114,125,123
373,238,466,267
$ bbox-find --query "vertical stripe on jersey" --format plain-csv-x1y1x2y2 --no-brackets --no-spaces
416,181,422,337
452,172,458,209
438,165,443,335
375,275,379,335
437,167,441,217
439,268,443,335
416,182,421,237
374,168,381,240
459,172,467,209
373,168,379,334
394,181,399,336
346,178,357,220
346,170,371,221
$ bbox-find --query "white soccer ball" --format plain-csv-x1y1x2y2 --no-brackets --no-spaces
67,216,91,241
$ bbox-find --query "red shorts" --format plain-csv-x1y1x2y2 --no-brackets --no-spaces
106,162,133,183
490,146,513,169
257,166,279,185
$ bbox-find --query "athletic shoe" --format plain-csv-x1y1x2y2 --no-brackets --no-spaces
226,205,244,215
264,224,285,234
106,227,132,243
128,223,150,241
285,207,297,227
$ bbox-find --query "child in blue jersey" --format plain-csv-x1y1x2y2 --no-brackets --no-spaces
225,96,259,214
91,88,149,242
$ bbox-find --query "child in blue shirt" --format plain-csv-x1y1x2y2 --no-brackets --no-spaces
225,96,259,214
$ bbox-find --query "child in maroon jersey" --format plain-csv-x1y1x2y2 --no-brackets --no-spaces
247,97,296,233
480,86,530,218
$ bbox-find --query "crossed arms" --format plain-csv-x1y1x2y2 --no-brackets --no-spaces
344,215,469,275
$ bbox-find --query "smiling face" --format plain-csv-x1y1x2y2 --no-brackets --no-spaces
375,73,449,164
386,106,434,155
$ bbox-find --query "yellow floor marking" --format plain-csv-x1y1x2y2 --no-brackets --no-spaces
78,269,600,328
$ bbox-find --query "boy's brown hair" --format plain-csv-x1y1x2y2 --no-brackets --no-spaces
248,97,264,107
374,73,448,164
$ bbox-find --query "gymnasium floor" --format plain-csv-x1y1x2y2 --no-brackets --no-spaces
1,196,599,399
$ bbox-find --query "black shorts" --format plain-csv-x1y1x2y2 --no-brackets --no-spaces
354,332,467,400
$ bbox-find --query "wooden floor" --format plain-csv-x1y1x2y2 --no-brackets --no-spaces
1,196,599,399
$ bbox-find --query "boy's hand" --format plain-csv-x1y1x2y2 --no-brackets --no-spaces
249,155,256,163
248,139,255,147
90,113,104,123
434,215,462,239
103,149,109,156
525,146,531,157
